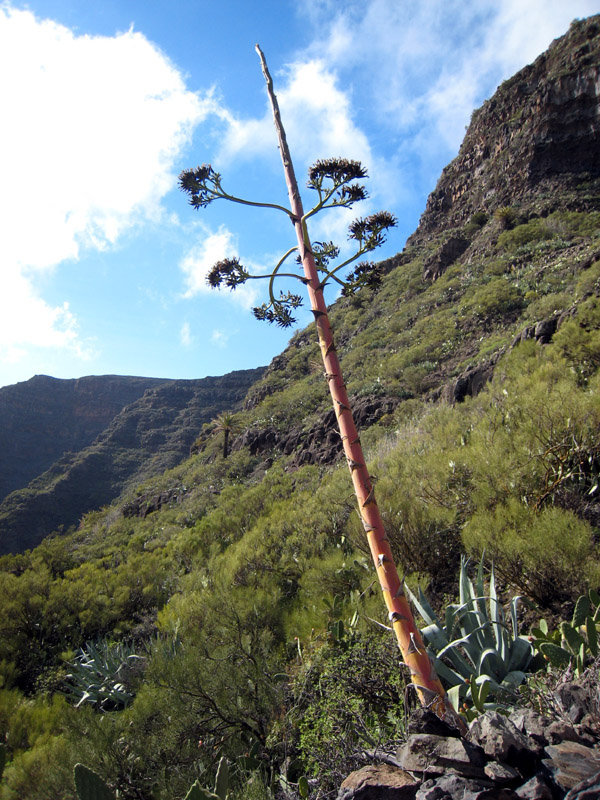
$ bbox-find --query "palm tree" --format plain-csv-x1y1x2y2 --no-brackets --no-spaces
213,412,238,459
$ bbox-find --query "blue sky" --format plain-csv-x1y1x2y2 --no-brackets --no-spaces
0,0,597,388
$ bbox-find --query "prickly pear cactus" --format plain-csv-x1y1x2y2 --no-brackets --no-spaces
214,756,229,800
183,782,219,800
73,763,115,800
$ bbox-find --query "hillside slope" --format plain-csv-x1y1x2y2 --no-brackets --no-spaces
0,368,264,553
0,16,599,800
0,374,166,502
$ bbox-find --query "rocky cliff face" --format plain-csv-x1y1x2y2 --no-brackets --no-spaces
0,369,264,554
0,374,166,503
409,16,600,247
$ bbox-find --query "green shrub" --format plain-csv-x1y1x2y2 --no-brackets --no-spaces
470,211,488,227
576,259,600,298
552,297,600,382
286,632,406,793
497,218,555,250
494,206,518,230
546,210,600,239
463,501,599,604
460,278,524,321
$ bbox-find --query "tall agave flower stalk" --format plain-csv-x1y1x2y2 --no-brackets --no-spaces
180,45,464,730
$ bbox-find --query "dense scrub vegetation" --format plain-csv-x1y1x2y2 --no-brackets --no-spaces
0,203,599,797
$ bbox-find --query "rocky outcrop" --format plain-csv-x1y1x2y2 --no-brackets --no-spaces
440,301,583,404
423,236,470,281
0,368,264,553
122,486,188,519
339,691,600,800
232,394,400,468
409,16,600,252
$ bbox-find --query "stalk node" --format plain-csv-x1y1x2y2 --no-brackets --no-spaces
407,633,424,655
362,487,376,506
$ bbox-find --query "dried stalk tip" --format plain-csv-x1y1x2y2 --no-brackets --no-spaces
308,158,368,186
206,257,249,289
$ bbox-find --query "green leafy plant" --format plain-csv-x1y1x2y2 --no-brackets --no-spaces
530,589,600,675
287,631,407,793
212,412,241,459
494,206,518,230
63,639,144,711
406,557,534,715
184,757,230,800
497,218,555,251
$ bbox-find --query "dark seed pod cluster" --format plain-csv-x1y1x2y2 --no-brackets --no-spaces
179,164,221,209
307,158,368,185
348,211,397,250
182,155,397,327
341,261,385,296
253,291,303,328
206,258,249,289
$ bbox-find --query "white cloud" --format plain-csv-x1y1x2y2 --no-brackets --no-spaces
218,57,374,172
211,329,229,348
214,53,388,249
180,321,193,347
0,4,207,367
179,226,260,309
180,227,237,298
0,268,94,363
303,0,600,156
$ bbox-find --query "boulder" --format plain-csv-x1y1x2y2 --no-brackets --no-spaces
564,770,600,800
542,741,600,792
407,709,463,739
415,774,518,800
396,734,486,779
467,711,530,765
515,774,554,799
338,764,417,800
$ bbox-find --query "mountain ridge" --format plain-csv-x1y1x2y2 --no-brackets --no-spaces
0,368,265,553
0,373,168,502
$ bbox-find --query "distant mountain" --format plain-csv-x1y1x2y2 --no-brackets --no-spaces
0,374,167,502
0,369,264,553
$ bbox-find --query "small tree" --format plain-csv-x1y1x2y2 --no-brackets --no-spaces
213,412,239,459
180,45,463,730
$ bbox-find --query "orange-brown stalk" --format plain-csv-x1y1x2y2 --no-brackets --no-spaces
255,44,465,732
